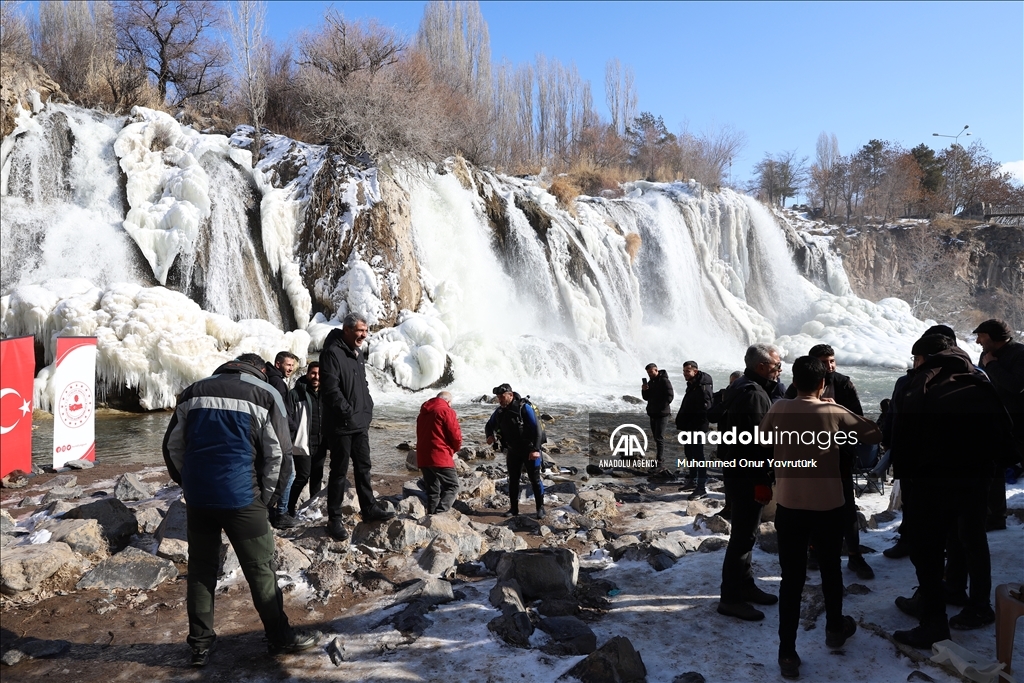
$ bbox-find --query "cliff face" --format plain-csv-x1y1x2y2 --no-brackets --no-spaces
831,220,1024,333
1,55,65,138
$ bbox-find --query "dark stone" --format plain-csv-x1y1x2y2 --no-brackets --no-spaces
562,635,647,682
62,498,137,550
585,464,606,476
496,548,579,601
352,568,394,592
456,561,488,577
673,673,706,683
907,672,936,682
647,553,676,571
539,598,580,617
76,547,177,590
538,616,597,655
392,600,433,636
547,481,579,496
845,583,872,596
481,549,506,573
621,395,644,405
488,611,534,648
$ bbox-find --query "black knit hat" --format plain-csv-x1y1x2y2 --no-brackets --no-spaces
972,319,1012,342
492,383,513,395
923,324,957,342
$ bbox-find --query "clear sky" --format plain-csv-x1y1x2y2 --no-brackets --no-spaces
273,2,1024,185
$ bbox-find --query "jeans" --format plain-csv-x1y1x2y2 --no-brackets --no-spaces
276,460,295,516
186,500,291,649
684,442,707,485
650,415,668,464
422,466,459,513
326,431,376,519
507,449,544,514
777,504,845,653
720,477,764,602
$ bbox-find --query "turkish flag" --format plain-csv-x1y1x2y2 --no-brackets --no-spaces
1,336,35,478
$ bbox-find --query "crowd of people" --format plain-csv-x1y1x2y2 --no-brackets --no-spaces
161,313,1023,674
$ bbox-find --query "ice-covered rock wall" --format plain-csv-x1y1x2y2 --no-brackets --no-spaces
1,99,934,410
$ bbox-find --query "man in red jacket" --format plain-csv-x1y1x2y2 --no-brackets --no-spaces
416,391,463,514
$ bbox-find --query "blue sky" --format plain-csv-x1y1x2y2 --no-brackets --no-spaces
264,1,1023,186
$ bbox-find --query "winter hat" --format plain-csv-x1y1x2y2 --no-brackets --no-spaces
923,324,957,342
492,383,513,396
972,319,1012,342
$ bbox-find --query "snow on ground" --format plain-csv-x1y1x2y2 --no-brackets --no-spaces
261,479,1023,682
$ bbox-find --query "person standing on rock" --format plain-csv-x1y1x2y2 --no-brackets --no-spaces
760,356,882,678
485,383,546,519
162,353,316,667
266,351,301,530
320,312,395,542
716,343,782,622
416,391,463,514
676,360,713,499
642,363,674,470
286,362,324,518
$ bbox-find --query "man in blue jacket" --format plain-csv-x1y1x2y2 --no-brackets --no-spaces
486,383,546,519
163,354,315,667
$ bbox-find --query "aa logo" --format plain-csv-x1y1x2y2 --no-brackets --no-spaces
609,424,648,458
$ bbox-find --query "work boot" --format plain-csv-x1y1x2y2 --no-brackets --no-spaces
778,650,801,679
883,537,910,558
680,476,697,491
363,503,396,522
895,589,922,618
949,606,995,630
326,518,348,541
893,624,950,649
536,506,547,520
270,511,300,530
717,600,765,621
687,486,707,501
268,630,318,656
825,615,857,648
847,554,874,580
190,637,216,667
741,584,779,605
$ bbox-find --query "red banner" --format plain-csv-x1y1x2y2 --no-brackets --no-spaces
1,336,35,478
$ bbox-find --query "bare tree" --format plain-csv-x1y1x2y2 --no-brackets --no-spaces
604,58,636,138
116,0,228,106
754,150,807,207
32,0,116,104
809,131,841,217
417,1,491,101
229,0,268,166
1,0,32,57
678,122,746,191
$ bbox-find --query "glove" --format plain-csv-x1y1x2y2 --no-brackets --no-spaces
753,484,773,505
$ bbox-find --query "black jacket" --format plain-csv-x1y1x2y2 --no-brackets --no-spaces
264,362,299,434
716,368,775,483
485,393,543,454
642,370,675,417
289,376,323,456
784,371,863,416
320,328,374,435
676,371,713,431
980,340,1024,440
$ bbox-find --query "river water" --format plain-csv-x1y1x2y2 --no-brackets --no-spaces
30,366,906,475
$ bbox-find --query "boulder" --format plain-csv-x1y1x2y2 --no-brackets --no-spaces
757,522,778,554
539,615,597,655
694,513,731,535
418,534,459,575
698,537,728,553
134,507,165,534
488,611,534,648
38,518,107,558
419,513,486,559
272,537,311,576
649,537,686,560
398,496,426,518
114,473,154,502
868,510,898,529
41,486,85,504
571,489,619,518
489,578,527,617
0,542,77,594
406,450,419,471
392,578,455,606
63,498,138,550
352,518,432,552
76,546,177,590
562,635,647,682
459,474,496,500
496,548,579,601
155,499,189,562
647,553,676,571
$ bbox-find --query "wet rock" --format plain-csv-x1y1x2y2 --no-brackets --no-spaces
757,521,778,554
397,441,412,451
155,499,189,562
488,611,534,648
272,537,311,576
77,546,177,591
405,450,419,471
539,615,597,655
0,542,77,594
698,537,728,553
496,548,579,601
585,464,606,476
41,486,85,504
114,473,154,502
38,518,107,558
571,490,619,518
694,513,731,535
392,578,455,606
134,507,164,534
63,498,138,550
868,510,898,528
63,458,94,470
562,635,647,682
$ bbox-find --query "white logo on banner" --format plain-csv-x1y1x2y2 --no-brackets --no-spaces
609,424,648,458
1,388,32,435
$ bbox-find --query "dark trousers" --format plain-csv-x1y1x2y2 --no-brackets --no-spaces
422,466,459,513
839,452,860,556
186,500,290,649
907,478,958,631
288,453,311,516
309,442,327,497
650,415,668,464
327,431,375,519
684,442,707,485
898,476,914,549
945,476,993,611
777,504,845,653
507,450,544,514
721,477,764,602
987,475,1007,524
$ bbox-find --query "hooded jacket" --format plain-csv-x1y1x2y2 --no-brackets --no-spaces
979,340,1024,441
416,397,463,468
163,358,293,510
784,371,863,416
642,370,675,417
676,370,714,431
288,375,322,457
320,328,374,436
715,368,776,483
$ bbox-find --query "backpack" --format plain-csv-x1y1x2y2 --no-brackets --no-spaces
497,395,548,449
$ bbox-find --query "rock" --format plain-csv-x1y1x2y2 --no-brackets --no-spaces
41,500,78,517
392,600,434,635
571,490,619,518
352,518,431,552
698,537,728,553
489,578,527,617
845,583,871,596
685,499,713,517
46,474,78,489
326,636,347,665
419,513,486,559
694,513,731,535
63,498,138,550
539,598,579,616
483,525,528,552
585,464,606,476
402,480,428,506
340,487,360,514
1,638,72,664
353,568,394,592
622,395,644,405
63,458,94,469
397,441,412,451
307,560,347,593
272,537,311,576
856,510,868,531
155,499,189,562
547,481,578,496
114,473,153,502
588,529,606,544
218,536,240,577
496,548,579,601
868,510,898,528
405,450,419,471
460,474,496,500
539,615,597,655
2,470,31,488
647,553,676,571
488,611,534,648
562,635,647,682
907,672,936,682
673,673,707,683
0,542,77,594
649,537,686,560
392,578,455,606
397,496,426,518
41,486,85,504
757,522,779,554
134,507,165,534
38,518,107,558
77,546,177,590
418,534,459,575
0,509,17,533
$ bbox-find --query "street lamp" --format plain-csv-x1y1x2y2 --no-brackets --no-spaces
933,125,971,215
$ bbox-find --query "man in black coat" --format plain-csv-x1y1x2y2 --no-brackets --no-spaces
676,360,713,498
641,363,674,468
717,343,782,622
319,312,394,541
286,362,325,518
